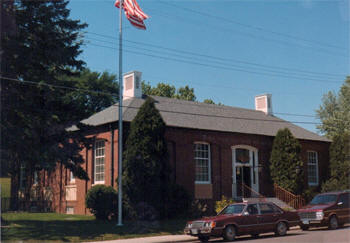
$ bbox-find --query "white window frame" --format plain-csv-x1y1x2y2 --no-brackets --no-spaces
307,151,319,186
33,171,38,185
94,140,105,184
70,170,75,183
194,142,211,184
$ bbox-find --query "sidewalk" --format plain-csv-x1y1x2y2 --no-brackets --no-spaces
86,235,194,243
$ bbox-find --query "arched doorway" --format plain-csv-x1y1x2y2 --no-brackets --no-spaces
232,145,259,198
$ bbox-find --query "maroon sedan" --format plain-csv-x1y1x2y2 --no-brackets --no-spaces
184,201,300,242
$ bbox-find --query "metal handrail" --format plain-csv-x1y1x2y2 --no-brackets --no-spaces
274,184,305,209
242,183,266,202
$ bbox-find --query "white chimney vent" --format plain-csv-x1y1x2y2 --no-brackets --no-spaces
123,71,142,100
255,94,273,115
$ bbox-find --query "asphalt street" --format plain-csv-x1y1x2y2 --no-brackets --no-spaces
88,226,350,243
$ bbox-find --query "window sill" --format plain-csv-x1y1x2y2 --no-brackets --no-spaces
92,181,105,186
195,181,211,185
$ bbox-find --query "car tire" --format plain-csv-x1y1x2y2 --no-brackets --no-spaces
223,225,236,241
198,236,209,242
251,233,259,238
329,215,338,230
300,225,309,231
275,222,287,236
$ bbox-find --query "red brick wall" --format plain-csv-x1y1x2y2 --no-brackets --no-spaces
49,124,330,215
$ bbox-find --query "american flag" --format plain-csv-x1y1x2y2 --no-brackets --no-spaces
115,0,149,30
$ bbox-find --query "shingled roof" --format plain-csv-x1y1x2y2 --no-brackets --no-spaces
79,95,330,142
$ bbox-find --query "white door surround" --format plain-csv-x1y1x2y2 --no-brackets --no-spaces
232,145,259,198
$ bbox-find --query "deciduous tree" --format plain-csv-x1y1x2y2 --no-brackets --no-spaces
317,77,350,139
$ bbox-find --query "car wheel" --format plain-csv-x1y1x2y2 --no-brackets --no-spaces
329,215,338,230
223,225,236,241
251,233,259,238
198,236,209,242
275,222,287,236
300,225,309,231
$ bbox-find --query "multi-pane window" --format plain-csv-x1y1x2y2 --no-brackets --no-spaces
307,151,318,186
194,143,211,183
94,140,105,183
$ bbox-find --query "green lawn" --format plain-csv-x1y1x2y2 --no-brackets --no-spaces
1,212,187,242
0,177,11,198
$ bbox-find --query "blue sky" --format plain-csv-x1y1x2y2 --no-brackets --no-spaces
68,0,349,133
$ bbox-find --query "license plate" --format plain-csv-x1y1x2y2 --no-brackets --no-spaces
310,220,321,224
302,220,309,225
191,229,198,235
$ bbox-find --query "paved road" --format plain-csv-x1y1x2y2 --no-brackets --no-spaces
89,226,350,243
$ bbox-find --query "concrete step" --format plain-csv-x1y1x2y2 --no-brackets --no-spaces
243,197,295,211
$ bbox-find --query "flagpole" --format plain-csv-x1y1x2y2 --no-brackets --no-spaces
117,0,124,227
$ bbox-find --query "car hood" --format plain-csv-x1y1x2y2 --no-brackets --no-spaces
298,204,332,212
193,214,240,222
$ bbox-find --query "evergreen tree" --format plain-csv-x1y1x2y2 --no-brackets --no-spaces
322,132,350,192
122,97,171,218
1,0,91,209
270,128,304,194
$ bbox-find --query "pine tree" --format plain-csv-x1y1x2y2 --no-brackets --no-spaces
322,132,350,192
122,97,171,218
270,128,304,194
1,0,90,209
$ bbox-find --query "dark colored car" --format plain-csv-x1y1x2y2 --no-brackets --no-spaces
298,190,350,230
184,201,300,242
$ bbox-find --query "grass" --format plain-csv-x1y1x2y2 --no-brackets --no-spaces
1,212,188,242
0,177,11,198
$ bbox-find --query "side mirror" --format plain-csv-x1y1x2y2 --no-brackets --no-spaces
243,211,249,216
337,202,343,206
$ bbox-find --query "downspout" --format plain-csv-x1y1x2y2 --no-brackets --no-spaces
111,124,115,187
85,148,88,215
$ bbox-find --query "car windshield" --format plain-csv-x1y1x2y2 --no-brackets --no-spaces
219,204,245,215
310,194,337,205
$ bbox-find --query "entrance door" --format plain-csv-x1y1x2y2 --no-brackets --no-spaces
232,146,259,198
235,166,251,198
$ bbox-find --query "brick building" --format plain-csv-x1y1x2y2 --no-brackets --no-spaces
47,71,330,214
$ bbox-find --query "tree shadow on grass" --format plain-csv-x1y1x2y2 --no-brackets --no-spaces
2,219,187,242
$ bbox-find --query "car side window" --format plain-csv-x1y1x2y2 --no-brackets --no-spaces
246,204,259,215
259,203,275,214
338,193,350,207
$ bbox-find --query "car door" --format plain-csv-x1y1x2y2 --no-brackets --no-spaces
337,193,350,224
257,203,280,232
239,204,259,234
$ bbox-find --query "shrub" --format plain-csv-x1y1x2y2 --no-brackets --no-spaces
165,183,192,219
85,185,117,220
215,196,236,214
135,202,159,221
189,199,212,218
